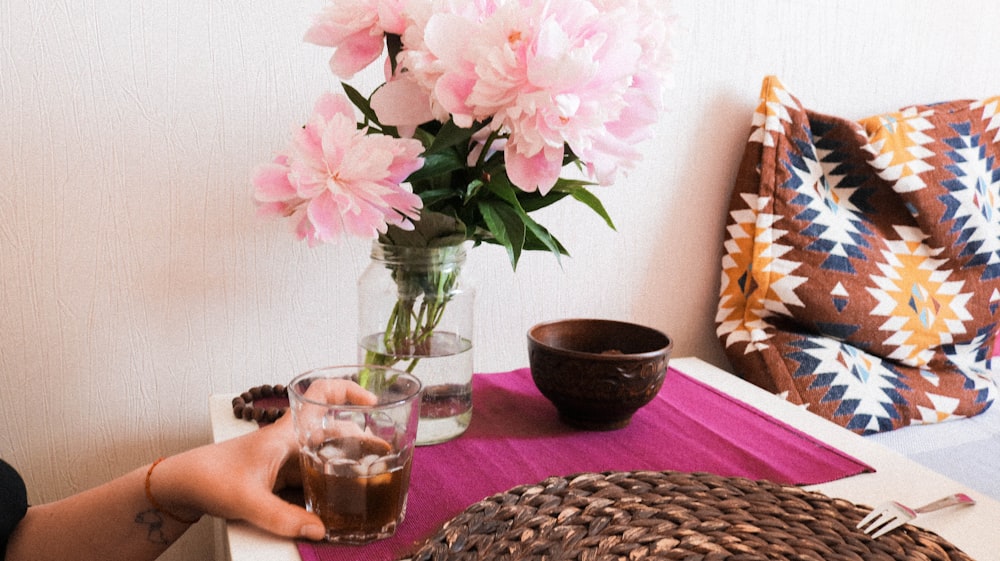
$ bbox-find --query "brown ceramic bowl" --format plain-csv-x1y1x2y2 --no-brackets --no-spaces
527,318,673,430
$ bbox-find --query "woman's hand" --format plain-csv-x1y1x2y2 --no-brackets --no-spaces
154,379,377,540
7,379,377,561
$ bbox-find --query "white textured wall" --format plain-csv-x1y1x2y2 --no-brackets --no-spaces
2,1,1000,559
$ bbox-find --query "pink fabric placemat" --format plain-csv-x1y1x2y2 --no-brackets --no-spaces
298,367,874,561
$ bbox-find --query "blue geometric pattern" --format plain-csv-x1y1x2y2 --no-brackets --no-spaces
939,124,1000,280
718,76,999,434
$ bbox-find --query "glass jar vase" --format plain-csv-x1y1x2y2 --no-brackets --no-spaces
357,241,475,445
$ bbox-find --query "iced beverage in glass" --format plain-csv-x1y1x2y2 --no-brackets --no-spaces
288,366,421,543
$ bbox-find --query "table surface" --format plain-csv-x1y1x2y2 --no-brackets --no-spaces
209,357,1000,561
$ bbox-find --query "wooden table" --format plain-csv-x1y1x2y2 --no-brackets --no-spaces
209,357,1000,561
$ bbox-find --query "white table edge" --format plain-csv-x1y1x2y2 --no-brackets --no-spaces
209,357,1000,561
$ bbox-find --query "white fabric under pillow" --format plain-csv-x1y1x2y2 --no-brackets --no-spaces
866,403,1000,501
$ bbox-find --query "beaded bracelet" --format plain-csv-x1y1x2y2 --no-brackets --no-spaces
231,384,288,423
145,458,202,525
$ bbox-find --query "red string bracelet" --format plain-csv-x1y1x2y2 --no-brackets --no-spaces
145,458,202,525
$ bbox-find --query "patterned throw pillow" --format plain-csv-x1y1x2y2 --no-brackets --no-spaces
716,76,999,434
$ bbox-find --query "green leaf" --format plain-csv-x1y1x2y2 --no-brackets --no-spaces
341,82,377,123
412,126,437,148
516,178,615,231
478,224,568,261
520,224,568,255
481,178,566,265
551,177,597,191
517,190,571,213
484,174,522,207
407,151,465,182
478,200,526,269
569,187,615,230
418,187,460,207
464,178,485,202
519,213,564,258
427,120,478,153
379,211,466,248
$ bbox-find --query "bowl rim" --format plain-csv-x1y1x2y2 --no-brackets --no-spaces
526,318,673,361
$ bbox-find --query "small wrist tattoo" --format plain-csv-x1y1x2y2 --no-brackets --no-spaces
135,509,172,546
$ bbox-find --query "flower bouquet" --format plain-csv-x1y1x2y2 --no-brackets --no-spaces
253,0,674,440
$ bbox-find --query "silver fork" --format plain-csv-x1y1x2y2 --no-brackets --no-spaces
856,493,976,538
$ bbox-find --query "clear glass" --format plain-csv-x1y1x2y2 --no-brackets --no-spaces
358,242,475,445
288,365,422,544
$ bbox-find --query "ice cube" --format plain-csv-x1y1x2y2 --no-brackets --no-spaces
318,444,346,461
368,460,388,475
350,462,370,477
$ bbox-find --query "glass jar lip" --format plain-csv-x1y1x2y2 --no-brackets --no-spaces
288,365,423,409
370,240,468,264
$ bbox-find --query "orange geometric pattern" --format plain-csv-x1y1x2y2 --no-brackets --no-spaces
868,227,973,367
717,76,999,434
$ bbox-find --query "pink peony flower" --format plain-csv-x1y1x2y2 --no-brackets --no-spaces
397,0,670,194
253,93,425,246
261,0,674,260
370,74,437,136
369,1,497,130
304,0,411,78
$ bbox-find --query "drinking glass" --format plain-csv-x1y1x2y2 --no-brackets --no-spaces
288,365,422,543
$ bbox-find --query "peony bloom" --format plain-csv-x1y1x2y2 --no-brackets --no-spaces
304,0,411,78
253,93,425,246
305,0,672,195
263,0,674,259
404,0,669,194
370,0,495,130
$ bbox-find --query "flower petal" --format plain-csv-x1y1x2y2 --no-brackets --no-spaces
252,160,296,202
370,77,436,128
505,144,564,194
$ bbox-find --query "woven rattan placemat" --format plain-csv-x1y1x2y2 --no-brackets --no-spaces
409,470,972,561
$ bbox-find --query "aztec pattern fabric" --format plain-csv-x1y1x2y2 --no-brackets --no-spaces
717,76,1000,434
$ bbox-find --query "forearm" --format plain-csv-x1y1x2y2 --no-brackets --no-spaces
5,461,199,561
4,407,339,560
